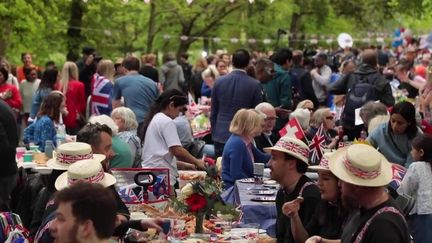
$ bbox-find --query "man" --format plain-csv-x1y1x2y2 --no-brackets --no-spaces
254,57,275,102
76,47,99,98
179,53,193,92
159,52,185,92
310,53,332,107
307,144,411,243
330,49,394,140
0,100,18,211
112,56,159,130
254,102,279,152
16,52,41,82
211,49,263,157
290,50,319,108
265,136,321,243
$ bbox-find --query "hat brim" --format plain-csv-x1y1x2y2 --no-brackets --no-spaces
328,148,393,187
308,165,330,171
264,146,309,165
47,154,106,171
55,171,116,191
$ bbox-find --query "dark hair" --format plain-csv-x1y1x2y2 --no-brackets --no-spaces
77,123,112,147
232,49,250,69
122,56,140,71
389,101,418,138
180,53,189,60
316,53,328,61
412,134,432,162
55,183,117,239
292,50,303,66
139,89,187,143
21,52,31,61
38,92,64,122
23,66,35,76
215,60,226,69
39,69,58,90
0,67,8,81
45,60,56,69
283,153,308,174
271,48,293,66
361,49,378,67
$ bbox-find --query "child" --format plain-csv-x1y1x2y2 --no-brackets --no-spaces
398,133,432,243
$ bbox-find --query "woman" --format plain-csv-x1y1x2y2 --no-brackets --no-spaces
283,153,348,243
190,57,208,101
141,89,205,188
139,53,159,83
30,69,58,120
20,67,41,125
0,57,19,90
23,91,66,151
201,64,219,98
367,101,421,167
0,67,22,111
91,59,115,116
60,61,86,134
221,109,271,189
306,108,338,149
111,107,141,168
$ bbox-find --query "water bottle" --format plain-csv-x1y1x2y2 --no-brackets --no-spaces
56,123,66,148
45,140,54,159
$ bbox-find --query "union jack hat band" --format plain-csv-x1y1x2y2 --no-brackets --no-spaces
264,136,310,165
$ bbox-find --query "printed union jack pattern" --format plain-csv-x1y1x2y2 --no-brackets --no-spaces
389,164,407,190
57,152,93,164
275,139,309,158
309,124,326,166
118,186,143,203
91,74,113,116
342,155,381,179
68,169,105,185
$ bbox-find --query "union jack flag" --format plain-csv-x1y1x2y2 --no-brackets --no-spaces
309,124,326,165
118,186,140,203
91,74,113,116
389,164,407,190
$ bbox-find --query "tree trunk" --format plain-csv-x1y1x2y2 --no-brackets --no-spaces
289,12,301,49
66,0,84,61
146,1,157,53
177,39,193,58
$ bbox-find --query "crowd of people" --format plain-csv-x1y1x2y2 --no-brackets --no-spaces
0,37,432,243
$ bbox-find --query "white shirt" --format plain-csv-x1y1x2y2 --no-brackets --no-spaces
398,162,432,215
141,112,182,186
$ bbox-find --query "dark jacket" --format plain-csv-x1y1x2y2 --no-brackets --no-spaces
210,70,263,143
291,65,319,108
0,100,18,177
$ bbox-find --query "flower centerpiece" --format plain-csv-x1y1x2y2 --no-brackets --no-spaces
172,164,239,234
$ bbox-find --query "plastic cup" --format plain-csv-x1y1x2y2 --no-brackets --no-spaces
29,145,39,152
23,153,33,163
16,147,26,162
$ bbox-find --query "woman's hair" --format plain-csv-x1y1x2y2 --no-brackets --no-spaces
111,107,138,131
193,58,208,72
310,108,331,128
0,57,11,71
290,108,311,130
89,115,119,136
142,53,156,65
38,69,58,90
97,59,115,82
339,59,356,74
139,89,188,143
60,61,79,94
201,65,219,80
229,109,264,136
389,101,418,138
38,91,64,122
0,67,8,81
296,99,314,110
412,134,432,163
359,101,388,127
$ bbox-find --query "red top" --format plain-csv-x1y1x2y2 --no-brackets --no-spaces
16,65,41,82
63,80,86,128
0,83,22,110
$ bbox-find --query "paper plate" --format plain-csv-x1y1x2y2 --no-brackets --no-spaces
238,178,255,183
250,196,276,202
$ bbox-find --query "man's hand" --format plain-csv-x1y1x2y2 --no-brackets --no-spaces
306,236,323,243
282,197,303,217
141,218,163,232
115,214,128,227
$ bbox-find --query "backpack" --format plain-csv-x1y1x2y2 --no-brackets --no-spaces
0,212,30,243
343,73,380,125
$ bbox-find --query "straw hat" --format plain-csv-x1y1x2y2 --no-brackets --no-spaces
308,151,339,171
328,144,392,187
47,142,105,170
55,158,116,190
264,136,310,165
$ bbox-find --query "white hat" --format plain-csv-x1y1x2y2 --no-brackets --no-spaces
264,136,310,165
329,144,392,187
337,33,354,49
46,142,105,171
308,151,338,171
55,158,116,190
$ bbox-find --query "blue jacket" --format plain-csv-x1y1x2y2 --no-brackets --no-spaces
30,88,52,119
210,70,263,143
222,134,271,189
23,115,57,152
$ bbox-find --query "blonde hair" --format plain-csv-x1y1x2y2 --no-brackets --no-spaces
142,53,156,65
310,108,331,128
60,61,79,94
201,65,220,80
229,109,264,136
97,59,115,82
296,99,314,110
193,57,208,72
111,107,138,131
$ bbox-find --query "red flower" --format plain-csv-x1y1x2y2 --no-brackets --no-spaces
185,193,207,212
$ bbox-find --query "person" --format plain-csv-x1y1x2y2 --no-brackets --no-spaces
111,107,141,168
76,46,98,98
20,66,41,126
289,108,311,132
398,134,432,243
114,58,127,79
291,50,319,108
141,89,205,188
254,102,279,152
112,56,159,131
221,109,270,189
88,115,133,169
190,57,208,101
296,99,315,112
265,136,321,243
23,91,67,151
201,64,219,98
359,101,388,133
0,57,19,90
139,53,159,83
306,108,338,149
311,53,332,107
59,61,86,135
16,52,41,82
367,101,421,167
0,67,22,111
330,49,395,140
159,52,185,92
90,59,115,116
395,58,424,99
211,49,263,157
30,69,58,120
0,99,19,211
254,57,275,86
284,153,348,243
179,53,193,92
307,144,411,243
